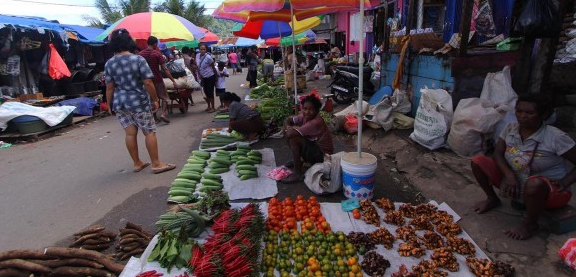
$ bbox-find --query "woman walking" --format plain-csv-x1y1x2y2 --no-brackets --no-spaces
104,29,176,174
196,43,217,113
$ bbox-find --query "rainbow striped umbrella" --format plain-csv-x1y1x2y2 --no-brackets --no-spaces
164,27,219,48
95,12,205,42
265,29,316,46
231,16,321,39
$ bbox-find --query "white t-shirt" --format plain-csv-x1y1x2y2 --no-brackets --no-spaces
500,123,576,200
219,54,228,64
216,67,228,89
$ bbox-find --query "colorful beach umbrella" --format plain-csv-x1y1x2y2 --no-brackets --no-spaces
265,29,316,46
95,12,205,42
232,16,320,39
164,27,219,48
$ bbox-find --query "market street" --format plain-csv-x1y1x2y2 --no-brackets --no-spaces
2,71,571,277
0,70,415,252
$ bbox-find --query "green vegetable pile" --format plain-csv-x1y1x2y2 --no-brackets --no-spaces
231,145,262,180
200,133,238,150
148,226,196,272
320,111,333,125
257,97,292,122
249,84,286,99
214,113,229,120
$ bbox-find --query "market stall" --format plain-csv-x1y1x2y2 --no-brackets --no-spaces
119,198,514,277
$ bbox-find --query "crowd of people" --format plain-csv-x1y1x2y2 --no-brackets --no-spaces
103,30,335,185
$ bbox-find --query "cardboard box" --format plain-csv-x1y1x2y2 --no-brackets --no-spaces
19,93,44,101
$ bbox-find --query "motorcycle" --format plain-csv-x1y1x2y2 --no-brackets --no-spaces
327,64,375,104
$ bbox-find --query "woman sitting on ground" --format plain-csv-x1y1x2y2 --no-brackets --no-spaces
282,95,334,183
221,92,264,141
471,94,576,240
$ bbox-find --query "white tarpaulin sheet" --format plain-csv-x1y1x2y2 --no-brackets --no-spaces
121,202,486,277
0,102,75,130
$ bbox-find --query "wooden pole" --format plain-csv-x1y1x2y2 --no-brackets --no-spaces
457,0,474,57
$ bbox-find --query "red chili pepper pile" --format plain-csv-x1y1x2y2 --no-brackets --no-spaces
190,203,265,277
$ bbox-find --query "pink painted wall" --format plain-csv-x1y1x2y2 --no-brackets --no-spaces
336,12,347,32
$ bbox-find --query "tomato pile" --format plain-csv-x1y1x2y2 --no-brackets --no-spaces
266,196,331,234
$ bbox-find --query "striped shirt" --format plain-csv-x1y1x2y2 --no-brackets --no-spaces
139,48,165,83
196,53,215,78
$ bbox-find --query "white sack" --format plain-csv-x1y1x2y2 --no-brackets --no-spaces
479,66,518,141
163,67,201,90
447,98,507,158
409,87,453,150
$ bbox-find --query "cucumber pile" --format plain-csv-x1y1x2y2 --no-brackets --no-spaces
167,150,211,203
200,132,238,150
208,150,232,174
231,145,263,180
191,150,227,193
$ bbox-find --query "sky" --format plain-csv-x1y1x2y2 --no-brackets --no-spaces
0,0,224,26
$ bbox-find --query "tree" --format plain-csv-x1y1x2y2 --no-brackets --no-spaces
82,0,150,27
153,0,211,27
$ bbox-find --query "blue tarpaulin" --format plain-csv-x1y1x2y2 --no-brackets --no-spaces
235,37,264,47
57,97,98,116
0,14,65,34
61,24,105,45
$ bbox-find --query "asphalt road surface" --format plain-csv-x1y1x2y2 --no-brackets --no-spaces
0,68,418,252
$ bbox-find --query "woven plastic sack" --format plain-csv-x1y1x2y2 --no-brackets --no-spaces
409,87,453,150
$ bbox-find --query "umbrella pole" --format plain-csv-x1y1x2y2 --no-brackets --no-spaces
290,4,298,109
357,0,365,158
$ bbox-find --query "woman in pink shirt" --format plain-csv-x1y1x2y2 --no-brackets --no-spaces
282,95,334,183
228,51,238,75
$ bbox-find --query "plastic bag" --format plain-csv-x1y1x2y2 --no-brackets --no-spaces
48,44,71,80
447,98,506,158
344,114,359,134
304,152,345,195
409,87,453,150
514,0,561,37
559,238,576,270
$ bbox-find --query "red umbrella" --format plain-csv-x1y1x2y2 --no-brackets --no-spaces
199,27,219,43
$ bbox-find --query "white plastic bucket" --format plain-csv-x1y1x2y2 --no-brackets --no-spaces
341,152,378,200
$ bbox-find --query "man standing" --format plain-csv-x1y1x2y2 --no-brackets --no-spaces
246,45,259,88
139,36,176,124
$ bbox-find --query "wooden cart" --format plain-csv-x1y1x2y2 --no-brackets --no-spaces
167,89,193,114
